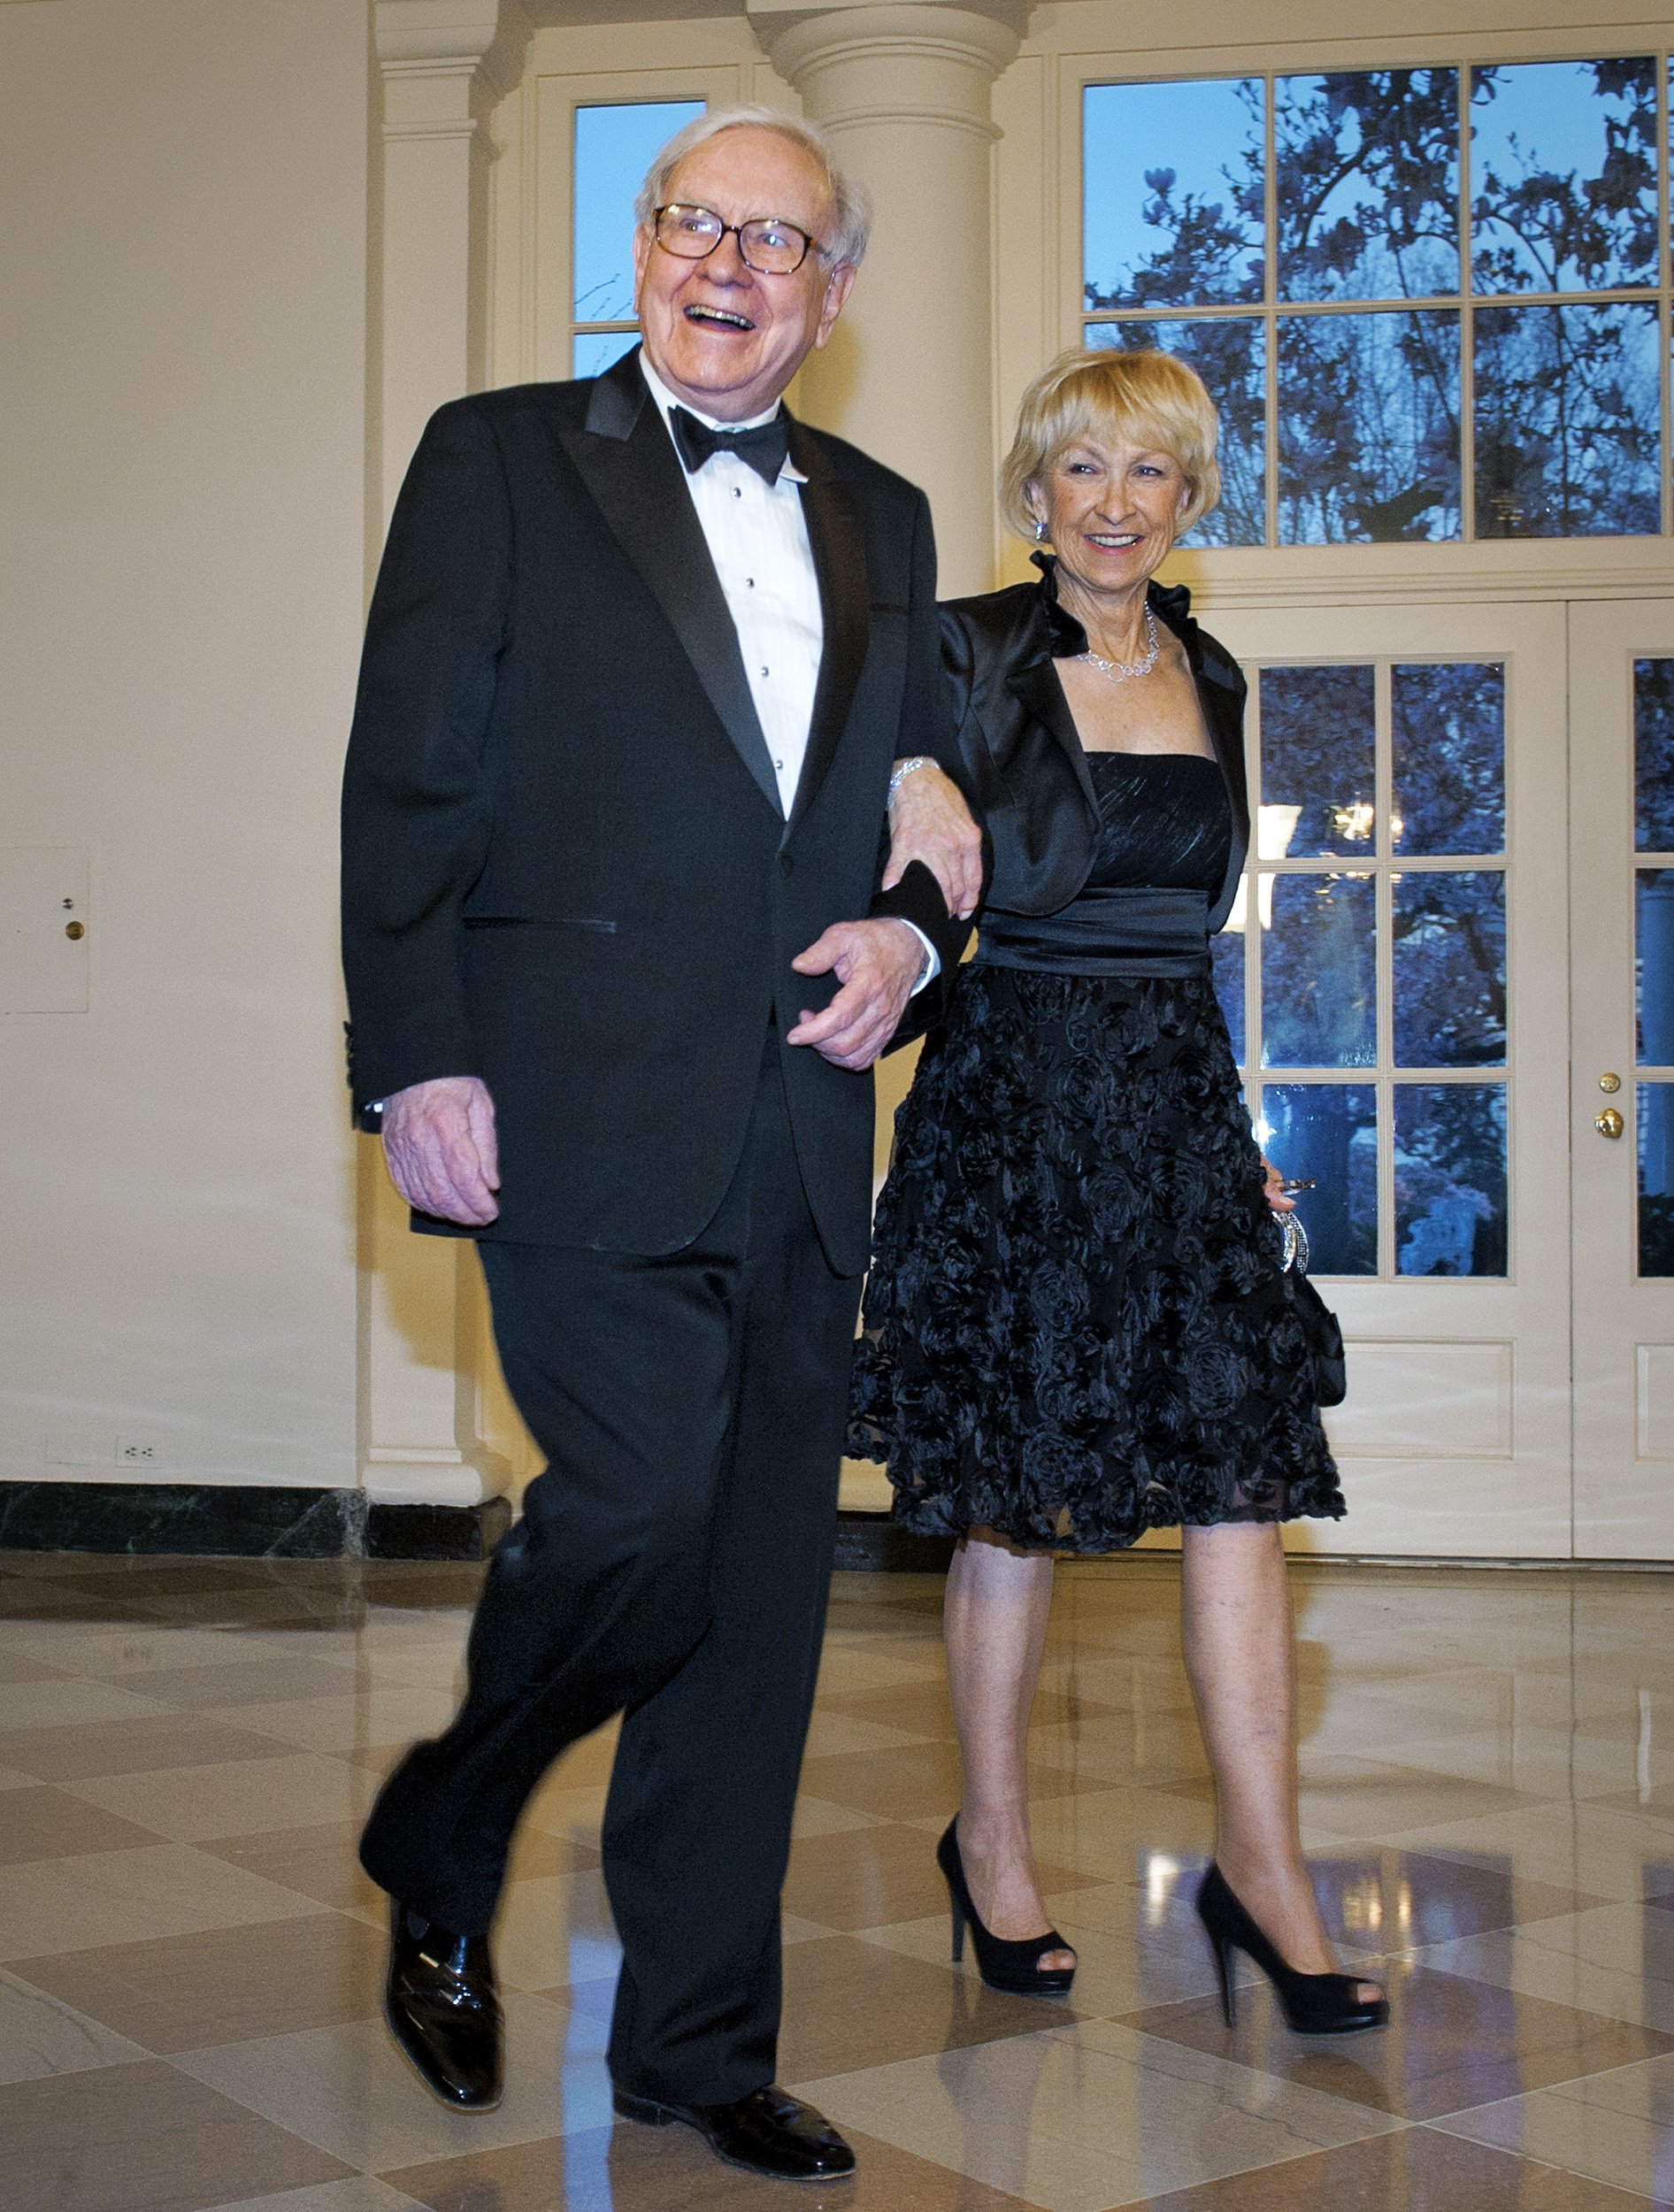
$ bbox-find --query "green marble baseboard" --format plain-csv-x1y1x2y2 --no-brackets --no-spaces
0,1481,509,1562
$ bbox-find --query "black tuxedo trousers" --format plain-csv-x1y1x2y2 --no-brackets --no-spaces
358,1037,859,2104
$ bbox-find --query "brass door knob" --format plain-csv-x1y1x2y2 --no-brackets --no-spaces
65,921,84,941
1596,1108,1624,1139
1600,1072,1621,1094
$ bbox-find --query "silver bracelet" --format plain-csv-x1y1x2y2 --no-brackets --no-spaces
888,756,933,796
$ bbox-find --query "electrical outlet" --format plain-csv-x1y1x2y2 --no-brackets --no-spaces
115,1439,160,1466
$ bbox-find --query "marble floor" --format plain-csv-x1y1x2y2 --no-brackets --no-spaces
3,1549,1674,2211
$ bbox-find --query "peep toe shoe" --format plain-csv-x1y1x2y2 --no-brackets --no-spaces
936,1818,1076,1998
1195,1863,1388,2036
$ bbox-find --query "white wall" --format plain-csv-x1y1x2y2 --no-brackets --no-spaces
0,0,369,1489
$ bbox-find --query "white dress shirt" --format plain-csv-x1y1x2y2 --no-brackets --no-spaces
640,354,936,984
641,355,823,817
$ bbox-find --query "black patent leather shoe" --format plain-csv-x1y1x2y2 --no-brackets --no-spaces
613,2083,856,2181
384,1899,503,2110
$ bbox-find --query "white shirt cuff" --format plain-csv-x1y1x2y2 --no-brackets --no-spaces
902,923,940,993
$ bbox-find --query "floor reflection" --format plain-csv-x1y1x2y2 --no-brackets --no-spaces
2,1550,1673,2208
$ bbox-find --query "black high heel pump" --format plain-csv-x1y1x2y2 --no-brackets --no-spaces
1196,1863,1387,2036
936,1818,1076,1998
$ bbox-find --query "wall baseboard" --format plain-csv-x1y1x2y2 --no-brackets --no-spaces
366,1499,511,1562
833,1515,956,1573
0,1484,941,1571
0,1481,507,1563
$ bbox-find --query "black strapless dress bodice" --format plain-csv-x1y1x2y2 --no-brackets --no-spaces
976,752,1232,979
849,738,1343,1554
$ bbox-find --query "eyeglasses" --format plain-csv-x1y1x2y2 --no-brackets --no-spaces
652,203,824,276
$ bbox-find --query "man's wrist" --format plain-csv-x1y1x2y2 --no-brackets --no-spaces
890,918,939,994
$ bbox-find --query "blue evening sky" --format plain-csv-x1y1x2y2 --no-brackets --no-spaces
1083,78,1263,303
1470,58,1657,288
1277,72,1460,300
574,99,704,323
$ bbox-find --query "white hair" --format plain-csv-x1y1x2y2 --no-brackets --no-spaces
633,104,872,269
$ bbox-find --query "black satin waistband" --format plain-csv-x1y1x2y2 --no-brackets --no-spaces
975,886,1212,979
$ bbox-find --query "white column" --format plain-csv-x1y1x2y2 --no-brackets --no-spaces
756,1,1023,597
360,0,530,1509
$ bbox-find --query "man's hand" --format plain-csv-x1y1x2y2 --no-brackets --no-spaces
883,763,981,919
787,920,926,1071
380,1076,501,1225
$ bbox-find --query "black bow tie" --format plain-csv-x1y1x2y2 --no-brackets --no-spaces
669,405,791,487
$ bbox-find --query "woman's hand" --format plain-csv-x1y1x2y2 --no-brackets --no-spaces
883,762,982,918
1262,1156,1297,1215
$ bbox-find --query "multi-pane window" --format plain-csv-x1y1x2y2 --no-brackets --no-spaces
1083,60,1671,546
1637,660,1674,1276
1215,663,1509,1278
572,99,705,376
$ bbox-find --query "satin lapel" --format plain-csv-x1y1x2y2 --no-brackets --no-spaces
787,425,869,834
1188,643,1252,919
557,353,780,815
1008,657,1099,818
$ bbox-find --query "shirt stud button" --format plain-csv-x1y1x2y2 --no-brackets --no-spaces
761,665,770,678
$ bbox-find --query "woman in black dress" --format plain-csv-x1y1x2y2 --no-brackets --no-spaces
851,349,1386,2034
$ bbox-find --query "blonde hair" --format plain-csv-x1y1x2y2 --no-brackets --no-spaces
1000,347,1221,540
634,104,872,269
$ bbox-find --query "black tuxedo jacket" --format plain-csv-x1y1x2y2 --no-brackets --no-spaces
938,560,1250,926
342,348,964,1271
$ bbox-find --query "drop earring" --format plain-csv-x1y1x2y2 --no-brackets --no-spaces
1033,518,1048,543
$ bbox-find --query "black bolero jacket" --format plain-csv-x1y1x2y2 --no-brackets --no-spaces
941,559,1251,933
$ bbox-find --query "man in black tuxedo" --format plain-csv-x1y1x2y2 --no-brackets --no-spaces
342,106,979,2182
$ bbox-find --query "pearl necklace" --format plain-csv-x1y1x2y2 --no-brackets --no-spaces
1079,603,1160,684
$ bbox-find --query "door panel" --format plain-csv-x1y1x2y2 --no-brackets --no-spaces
1205,600,1571,1556
1570,602,1674,1559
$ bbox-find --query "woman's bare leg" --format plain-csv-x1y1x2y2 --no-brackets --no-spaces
943,1530,1075,1971
1179,1522,1378,1995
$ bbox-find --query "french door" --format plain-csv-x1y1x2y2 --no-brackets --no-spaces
855,592,1672,1561
1570,602,1674,1559
1205,600,1573,1557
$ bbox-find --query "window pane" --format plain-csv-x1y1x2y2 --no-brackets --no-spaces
1087,320,1264,545
1278,311,1461,543
1471,59,1659,294
1262,874,1377,1067
1212,926,1246,1064
1393,664,1505,856
1636,661,1674,851
1395,1084,1508,1276
1475,303,1661,537
1083,79,1264,308
1639,871,1674,1065
1643,1083,1674,1276
572,328,641,379
574,100,704,322
1259,665,1375,857
1277,70,1460,301
1257,1084,1377,1273
1394,872,1507,1066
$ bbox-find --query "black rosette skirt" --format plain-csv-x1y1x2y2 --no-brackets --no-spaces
848,963,1346,1553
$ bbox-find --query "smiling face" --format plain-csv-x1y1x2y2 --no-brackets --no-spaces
632,126,856,423
1030,430,1192,612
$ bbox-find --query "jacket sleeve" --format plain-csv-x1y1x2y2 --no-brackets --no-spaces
869,488,979,1025
340,401,511,1117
